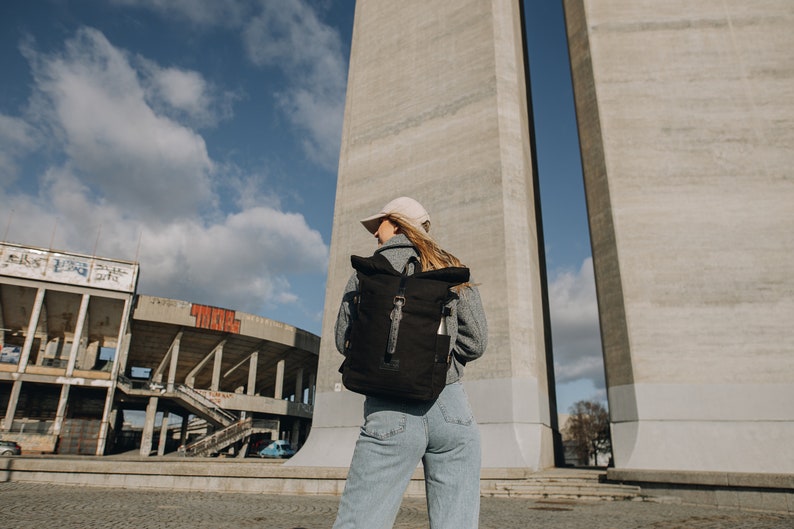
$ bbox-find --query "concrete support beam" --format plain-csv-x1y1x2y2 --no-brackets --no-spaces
291,422,300,447
307,372,316,406
139,396,159,457
247,352,258,396
157,411,170,456
17,288,45,373
294,368,303,404
185,338,224,388
2,381,22,431
98,298,133,456
211,343,223,392
166,333,181,392
65,294,90,376
179,415,189,447
274,359,285,400
53,384,70,436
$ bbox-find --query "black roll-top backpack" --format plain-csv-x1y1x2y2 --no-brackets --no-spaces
339,252,469,402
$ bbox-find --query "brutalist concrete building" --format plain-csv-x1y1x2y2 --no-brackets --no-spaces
0,242,318,457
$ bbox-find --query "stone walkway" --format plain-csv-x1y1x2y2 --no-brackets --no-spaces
1,482,792,528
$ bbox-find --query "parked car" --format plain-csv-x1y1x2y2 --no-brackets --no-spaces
0,440,21,456
257,440,295,459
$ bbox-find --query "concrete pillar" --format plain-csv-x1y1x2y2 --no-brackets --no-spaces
307,372,316,406
179,415,189,447
157,411,170,456
98,297,133,456
166,332,181,392
291,421,300,447
139,396,158,457
65,294,90,376
247,352,258,396
211,344,223,391
563,0,794,474
274,359,285,400
294,368,304,404
97,297,132,455
53,384,70,436
1,381,22,431
290,0,553,469
17,287,45,373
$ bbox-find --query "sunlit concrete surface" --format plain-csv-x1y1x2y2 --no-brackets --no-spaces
564,0,794,475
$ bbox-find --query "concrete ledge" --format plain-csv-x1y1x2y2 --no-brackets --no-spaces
6,458,790,513
1,456,356,496
0,456,563,498
608,468,794,490
607,468,794,514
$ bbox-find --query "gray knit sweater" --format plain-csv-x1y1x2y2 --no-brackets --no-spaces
334,234,488,384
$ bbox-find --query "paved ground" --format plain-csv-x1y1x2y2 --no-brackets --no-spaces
1,482,792,528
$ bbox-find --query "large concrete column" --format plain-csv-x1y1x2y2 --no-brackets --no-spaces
291,0,553,469
139,396,159,457
247,352,258,396
307,372,316,406
53,384,70,436
17,287,45,372
157,411,170,456
210,342,223,391
65,294,90,376
294,368,304,404
1,381,22,431
563,0,794,473
166,332,181,392
98,297,133,456
274,359,285,400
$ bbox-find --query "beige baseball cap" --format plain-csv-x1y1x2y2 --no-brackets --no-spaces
360,196,431,234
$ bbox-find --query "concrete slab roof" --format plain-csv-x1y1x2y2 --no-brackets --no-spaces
127,296,319,398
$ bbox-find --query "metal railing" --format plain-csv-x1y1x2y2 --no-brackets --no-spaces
182,417,252,457
116,375,237,427
174,384,237,425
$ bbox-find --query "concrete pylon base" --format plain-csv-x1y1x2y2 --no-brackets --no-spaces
290,377,555,470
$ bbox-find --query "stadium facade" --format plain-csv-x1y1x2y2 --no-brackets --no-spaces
0,242,318,457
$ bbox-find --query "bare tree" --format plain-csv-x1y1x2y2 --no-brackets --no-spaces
563,400,611,466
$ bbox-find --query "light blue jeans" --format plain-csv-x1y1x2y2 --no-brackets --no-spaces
332,382,481,529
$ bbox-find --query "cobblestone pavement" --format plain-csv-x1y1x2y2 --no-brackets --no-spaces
0,482,792,529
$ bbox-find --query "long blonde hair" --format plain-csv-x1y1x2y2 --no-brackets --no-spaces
386,213,465,271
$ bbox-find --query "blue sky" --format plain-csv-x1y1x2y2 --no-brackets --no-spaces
0,0,604,414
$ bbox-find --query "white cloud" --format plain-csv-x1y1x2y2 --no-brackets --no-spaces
4,26,329,320
105,0,348,172
152,67,209,114
107,0,249,27
24,27,214,220
548,257,605,390
243,0,347,170
0,114,37,184
134,206,328,314
1,166,329,319
136,58,238,128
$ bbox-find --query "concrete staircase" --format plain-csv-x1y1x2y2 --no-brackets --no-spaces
116,376,237,428
482,468,642,501
182,418,276,457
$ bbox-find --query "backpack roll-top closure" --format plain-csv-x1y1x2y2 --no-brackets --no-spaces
351,253,470,284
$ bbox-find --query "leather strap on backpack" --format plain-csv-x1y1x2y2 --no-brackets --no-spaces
386,257,418,358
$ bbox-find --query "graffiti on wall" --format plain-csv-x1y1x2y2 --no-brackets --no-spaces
190,304,241,334
0,243,138,293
